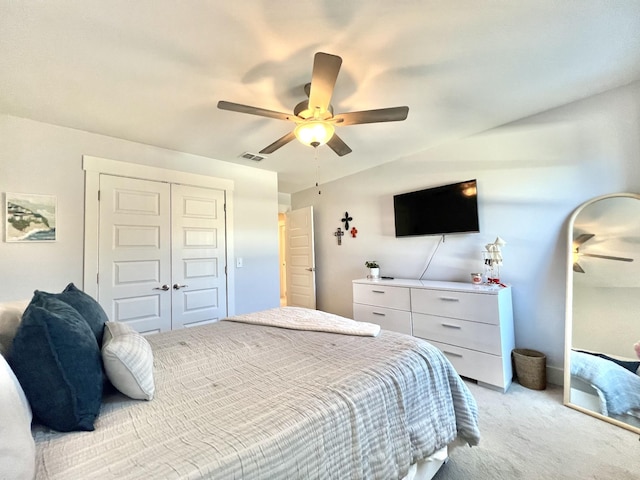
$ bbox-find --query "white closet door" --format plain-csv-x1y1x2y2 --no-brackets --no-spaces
170,184,227,328
98,175,172,334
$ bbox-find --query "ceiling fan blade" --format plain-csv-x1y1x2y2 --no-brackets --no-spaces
573,262,585,273
308,52,342,113
333,106,409,126
217,101,294,122
326,133,352,157
581,253,634,262
259,131,296,154
573,233,595,248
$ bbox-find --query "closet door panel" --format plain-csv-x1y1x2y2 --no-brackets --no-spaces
99,175,172,334
171,184,227,329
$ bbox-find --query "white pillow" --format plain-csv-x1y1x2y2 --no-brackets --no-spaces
102,322,155,400
0,299,30,357
0,353,36,480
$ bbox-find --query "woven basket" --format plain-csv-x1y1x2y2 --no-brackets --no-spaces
512,348,547,390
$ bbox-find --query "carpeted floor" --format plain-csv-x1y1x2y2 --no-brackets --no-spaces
434,380,639,479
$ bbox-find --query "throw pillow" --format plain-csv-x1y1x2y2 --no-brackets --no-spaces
10,292,103,432
102,322,155,400
54,283,109,345
0,299,30,357
0,353,36,480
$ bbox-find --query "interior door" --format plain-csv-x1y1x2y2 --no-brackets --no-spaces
98,175,172,334
98,175,227,334
285,206,316,308
171,184,227,328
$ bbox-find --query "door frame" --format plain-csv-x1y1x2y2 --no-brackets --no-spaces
82,155,236,316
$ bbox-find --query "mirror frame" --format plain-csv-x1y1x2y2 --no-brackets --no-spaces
563,192,640,434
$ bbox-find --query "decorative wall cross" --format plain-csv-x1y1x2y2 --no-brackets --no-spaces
341,212,353,230
334,227,344,245
350,227,358,238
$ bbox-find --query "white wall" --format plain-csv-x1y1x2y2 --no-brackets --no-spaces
0,114,281,314
573,287,639,359
292,80,640,376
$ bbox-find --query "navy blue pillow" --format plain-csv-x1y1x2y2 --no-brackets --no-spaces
54,283,109,345
9,292,103,432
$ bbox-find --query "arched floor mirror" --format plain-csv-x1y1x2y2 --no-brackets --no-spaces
564,193,640,434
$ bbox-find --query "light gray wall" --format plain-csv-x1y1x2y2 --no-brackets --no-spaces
573,287,639,359
292,80,640,374
0,114,280,314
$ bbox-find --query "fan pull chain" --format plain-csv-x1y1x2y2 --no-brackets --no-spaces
315,147,321,195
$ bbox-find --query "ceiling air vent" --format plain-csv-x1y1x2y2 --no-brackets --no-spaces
240,152,266,162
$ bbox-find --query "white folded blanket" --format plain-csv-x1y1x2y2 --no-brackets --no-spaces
223,307,380,337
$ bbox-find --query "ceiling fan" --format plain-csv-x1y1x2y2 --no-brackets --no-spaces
572,233,634,273
217,52,409,157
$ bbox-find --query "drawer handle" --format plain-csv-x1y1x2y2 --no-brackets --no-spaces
371,290,385,294
441,323,462,329
439,296,460,302
443,350,463,358
372,312,386,316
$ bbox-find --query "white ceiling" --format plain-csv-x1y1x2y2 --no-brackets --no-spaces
2,1,640,193
573,195,640,287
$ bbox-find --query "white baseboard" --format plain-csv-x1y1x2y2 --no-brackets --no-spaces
546,365,564,386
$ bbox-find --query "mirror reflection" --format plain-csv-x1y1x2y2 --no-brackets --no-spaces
564,193,640,434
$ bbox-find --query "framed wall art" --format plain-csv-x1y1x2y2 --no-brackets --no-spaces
5,193,57,242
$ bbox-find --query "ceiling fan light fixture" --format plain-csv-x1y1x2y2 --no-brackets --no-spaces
294,120,335,148
218,52,409,155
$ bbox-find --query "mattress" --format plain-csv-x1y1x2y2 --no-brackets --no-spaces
33,310,480,479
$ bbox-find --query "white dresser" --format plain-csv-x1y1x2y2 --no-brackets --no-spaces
353,278,515,392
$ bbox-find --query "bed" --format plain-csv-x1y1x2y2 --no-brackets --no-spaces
1,295,480,480
570,350,640,425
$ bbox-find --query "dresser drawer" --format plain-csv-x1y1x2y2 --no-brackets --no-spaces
353,283,411,310
353,303,412,335
410,288,499,325
412,313,501,355
427,340,507,388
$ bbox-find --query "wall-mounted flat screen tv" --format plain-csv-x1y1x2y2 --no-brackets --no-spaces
393,179,479,237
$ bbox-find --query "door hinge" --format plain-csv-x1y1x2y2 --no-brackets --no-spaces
96,272,99,284
224,203,226,212
224,265,227,275
97,190,101,201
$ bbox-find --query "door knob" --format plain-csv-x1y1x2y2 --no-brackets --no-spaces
305,267,315,272
153,284,170,291
173,284,189,290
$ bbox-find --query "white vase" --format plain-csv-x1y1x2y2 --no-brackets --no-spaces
369,267,380,279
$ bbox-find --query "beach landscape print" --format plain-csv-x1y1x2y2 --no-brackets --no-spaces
6,193,57,242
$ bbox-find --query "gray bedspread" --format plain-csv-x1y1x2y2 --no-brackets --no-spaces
33,316,480,479
570,350,640,416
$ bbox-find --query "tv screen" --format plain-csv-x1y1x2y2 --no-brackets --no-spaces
393,179,479,237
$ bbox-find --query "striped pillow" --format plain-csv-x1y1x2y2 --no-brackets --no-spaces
102,322,155,400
